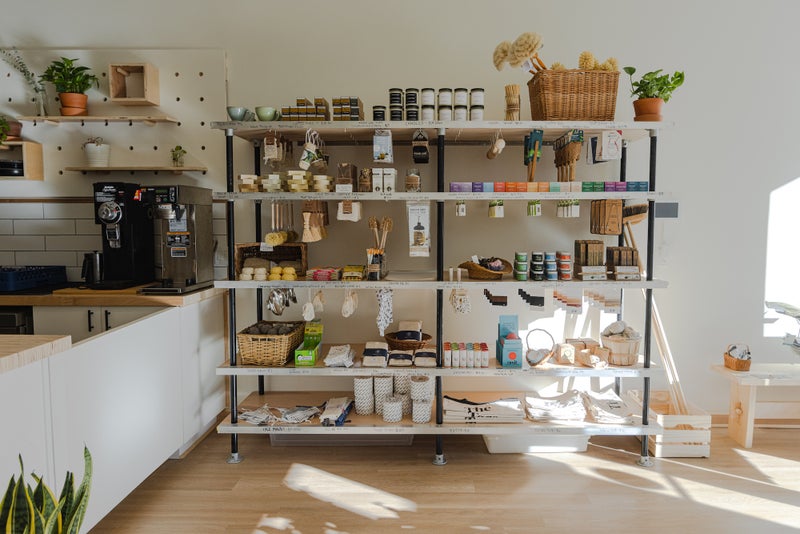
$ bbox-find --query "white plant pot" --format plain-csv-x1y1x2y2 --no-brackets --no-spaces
84,143,110,167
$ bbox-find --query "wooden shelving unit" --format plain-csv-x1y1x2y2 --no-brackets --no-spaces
212,120,668,465
17,115,178,125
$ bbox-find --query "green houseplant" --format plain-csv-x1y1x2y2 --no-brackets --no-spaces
39,57,99,117
623,66,685,121
170,145,187,167
0,446,92,534
0,116,9,146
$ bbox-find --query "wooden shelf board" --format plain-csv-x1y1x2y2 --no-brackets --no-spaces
0,140,44,180
210,120,672,143
215,391,661,436
17,115,178,124
217,343,660,378
63,165,207,174
214,278,668,291
214,191,661,202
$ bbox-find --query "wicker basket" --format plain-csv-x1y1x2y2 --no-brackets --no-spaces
385,332,432,351
234,242,308,278
237,321,305,366
601,334,640,366
458,259,513,280
527,70,619,121
724,345,752,371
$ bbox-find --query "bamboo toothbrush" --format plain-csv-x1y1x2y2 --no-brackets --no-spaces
379,217,393,251
368,216,380,248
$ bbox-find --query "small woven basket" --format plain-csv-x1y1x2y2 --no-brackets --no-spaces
527,69,619,121
525,328,555,367
601,334,640,366
237,321,305,366
385,332,432,351
458,259,513,280
724,344,751,371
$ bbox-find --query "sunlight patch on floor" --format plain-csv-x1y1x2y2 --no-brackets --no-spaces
283,463,418,520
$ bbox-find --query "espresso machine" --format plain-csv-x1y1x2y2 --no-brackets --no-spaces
92,182,155,289
139,185,214,294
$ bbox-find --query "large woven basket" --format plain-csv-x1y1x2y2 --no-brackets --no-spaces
527,70,619,121
458,259,513,280
237,321,305,366
385,332,432,351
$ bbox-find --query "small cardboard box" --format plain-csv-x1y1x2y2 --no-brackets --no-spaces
294,321,323,366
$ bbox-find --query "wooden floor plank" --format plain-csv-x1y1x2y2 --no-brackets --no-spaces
90,428,800,533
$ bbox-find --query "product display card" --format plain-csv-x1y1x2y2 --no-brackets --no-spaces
407,201,430,257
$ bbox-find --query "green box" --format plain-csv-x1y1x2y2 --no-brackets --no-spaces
294,321,323,366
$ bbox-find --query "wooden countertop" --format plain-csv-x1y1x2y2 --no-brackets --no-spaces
0,286,226,307
0,334,72,374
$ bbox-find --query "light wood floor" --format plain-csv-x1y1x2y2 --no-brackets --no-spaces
91,427,800,533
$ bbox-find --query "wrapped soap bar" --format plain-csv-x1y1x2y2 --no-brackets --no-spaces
413,350,437,367
388,350,414,367
362,341,389,367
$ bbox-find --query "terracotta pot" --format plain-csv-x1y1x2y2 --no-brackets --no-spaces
58,92,88,114
5,119,22,139
633,98,664,122
60,106,87,116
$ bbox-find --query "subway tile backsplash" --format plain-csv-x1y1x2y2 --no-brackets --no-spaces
1,201,228,282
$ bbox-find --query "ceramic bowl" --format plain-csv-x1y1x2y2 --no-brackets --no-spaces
227,106,247,121
255,106,277,121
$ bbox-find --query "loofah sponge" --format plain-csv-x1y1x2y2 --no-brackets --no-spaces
550,62,567,71
493,41,512,70
509,32,543,68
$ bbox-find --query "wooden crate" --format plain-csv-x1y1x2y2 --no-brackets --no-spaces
109,63,160,105
627,390,711,458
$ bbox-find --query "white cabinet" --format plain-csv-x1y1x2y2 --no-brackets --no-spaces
33,306,163,341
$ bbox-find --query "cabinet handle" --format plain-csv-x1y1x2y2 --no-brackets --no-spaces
104,309,112,331
87,309,94,332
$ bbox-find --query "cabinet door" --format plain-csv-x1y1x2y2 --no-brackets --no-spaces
33,306,100,342
102,306,163,331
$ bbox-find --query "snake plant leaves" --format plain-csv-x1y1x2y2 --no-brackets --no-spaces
63,447,92,534
0,475,14,532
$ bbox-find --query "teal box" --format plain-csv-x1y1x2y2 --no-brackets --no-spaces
483,182,494,192
497,338,523,368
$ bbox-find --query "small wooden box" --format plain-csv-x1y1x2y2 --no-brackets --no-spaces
627,390,711,458
109,63,160,105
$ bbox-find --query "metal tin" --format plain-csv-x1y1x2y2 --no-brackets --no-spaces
545,261,557,271
515,251,528,262
469,105,484,121
514,261,528,271
532,272,545,281
545,252,557,261
514,271,528,281
389,88,403,105
470,88,485,106
454,105,468,121
438,106,452,121
454,88,468,106
405,88,419,106
531,252,544,262
546,271,558,281
421,105,435,121
390,105,403,121
559,271,573,280
421,88,435,105
531,262,544,273
405,105,419,121
372,105,386,121
437,88,452,106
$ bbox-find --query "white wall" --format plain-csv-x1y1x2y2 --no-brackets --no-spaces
3,0,800,415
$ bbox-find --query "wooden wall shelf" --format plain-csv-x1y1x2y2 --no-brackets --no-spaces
109,63,160,106
63,165,207,175
17,116,178,125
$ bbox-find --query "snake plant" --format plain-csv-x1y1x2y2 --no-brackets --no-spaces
0,446,92,534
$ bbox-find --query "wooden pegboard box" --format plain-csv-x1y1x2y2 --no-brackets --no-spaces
109,63,160,106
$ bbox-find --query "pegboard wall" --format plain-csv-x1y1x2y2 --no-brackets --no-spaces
0,48,227,197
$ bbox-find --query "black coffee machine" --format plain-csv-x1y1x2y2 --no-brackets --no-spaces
91,182,155,289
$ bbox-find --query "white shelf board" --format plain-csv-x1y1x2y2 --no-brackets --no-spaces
216,391,662,436
213,191,662,202
214,278,669,291
210,119,672,143
63,165,207,174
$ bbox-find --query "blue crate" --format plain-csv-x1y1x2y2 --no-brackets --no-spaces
0,266,67,292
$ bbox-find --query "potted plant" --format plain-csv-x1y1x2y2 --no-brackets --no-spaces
0,115,22,147
83,136,110,167
40,57,99,116
623,66,685,121
170,145,187,167
0,446,92,534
